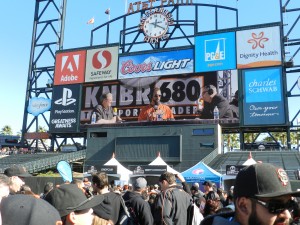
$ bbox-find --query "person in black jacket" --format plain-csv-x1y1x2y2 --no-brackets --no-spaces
155,172,193,225
91,172,122,224
198,85,233,119
122,177,154,225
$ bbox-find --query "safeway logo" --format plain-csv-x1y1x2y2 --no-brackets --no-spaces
92,50,112,69
247,32,269,49
54,88,76,106
54,50,86,85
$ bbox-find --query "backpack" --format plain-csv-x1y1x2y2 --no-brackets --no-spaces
187,202,204,225
117,197,138,225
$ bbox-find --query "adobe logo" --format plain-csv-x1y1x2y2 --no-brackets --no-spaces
54,50,86,85
92,50,112,69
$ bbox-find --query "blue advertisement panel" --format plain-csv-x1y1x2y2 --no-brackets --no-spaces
118,48,194,79
242,67,285,126
50,84,81,133
195,32,236,72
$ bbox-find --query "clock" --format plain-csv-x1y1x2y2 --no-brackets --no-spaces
140,9,173,43
143,12,169,38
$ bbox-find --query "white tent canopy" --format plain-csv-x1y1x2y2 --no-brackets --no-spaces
242,152,257,166
149,152,179,174
104,153,132,182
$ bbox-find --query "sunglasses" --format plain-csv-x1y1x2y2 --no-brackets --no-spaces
250,198,294,214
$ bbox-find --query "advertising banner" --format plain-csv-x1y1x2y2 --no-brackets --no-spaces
195,32,236,72
118,48,194,79
131,165,167,175
99,166,118,174
27,97,51,116
225,165,246,176
50,84,82,133
242,67,286,126
80,73,217,124
85,46,119,82
237,26,282,69
54,50,86,85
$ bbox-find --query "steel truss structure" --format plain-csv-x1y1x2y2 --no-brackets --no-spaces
21,0,299,151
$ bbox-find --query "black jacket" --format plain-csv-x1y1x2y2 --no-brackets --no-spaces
200,94,233,119
92,192,122,224
155,187,193,225
122,191,154,225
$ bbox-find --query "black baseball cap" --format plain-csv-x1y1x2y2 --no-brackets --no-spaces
202,180,213,187
1,194,62,225
45,184,104,217
4,165,32,177
234,163,300,198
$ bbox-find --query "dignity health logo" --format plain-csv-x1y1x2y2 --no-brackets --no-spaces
247,32,269,49
205,38,226,62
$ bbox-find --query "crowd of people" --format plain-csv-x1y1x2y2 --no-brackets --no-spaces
0,163,300,225
90,85,238,124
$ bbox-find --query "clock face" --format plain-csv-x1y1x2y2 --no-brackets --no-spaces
142,13,169,38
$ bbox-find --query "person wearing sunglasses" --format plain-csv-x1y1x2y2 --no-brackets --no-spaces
138,87,174,121
201,163,300,225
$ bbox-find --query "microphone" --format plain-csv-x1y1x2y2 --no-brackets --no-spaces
153,105,158,111
113,107,118,116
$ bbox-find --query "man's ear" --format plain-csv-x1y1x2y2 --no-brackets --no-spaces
66,212,77,224
236,197,251,216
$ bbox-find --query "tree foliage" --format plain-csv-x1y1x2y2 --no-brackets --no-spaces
0,125,13,135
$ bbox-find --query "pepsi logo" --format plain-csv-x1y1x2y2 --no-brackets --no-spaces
192,169,204,175
92,50,112,69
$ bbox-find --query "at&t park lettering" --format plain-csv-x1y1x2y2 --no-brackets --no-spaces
127,0,193,14
120,59,191,75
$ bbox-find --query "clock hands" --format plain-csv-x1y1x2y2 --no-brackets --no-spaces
149,19,165,30
156,24,166,30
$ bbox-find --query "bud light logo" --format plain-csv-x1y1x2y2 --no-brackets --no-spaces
92,50,112,69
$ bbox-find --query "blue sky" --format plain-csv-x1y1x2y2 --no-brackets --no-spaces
0,0,298,134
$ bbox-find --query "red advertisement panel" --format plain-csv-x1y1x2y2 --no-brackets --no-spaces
54,50,86,85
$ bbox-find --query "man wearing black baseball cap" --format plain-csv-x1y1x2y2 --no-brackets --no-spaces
45,184,104,225
1,194,62,225
201,163,300,225
4,165,32,194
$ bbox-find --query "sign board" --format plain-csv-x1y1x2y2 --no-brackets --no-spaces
54,50,86,85
99,165,118,174
131,165,167,175
80,73,217,123
242,67,286,126
27,97,51,116
118,48,194,79
85,46,119,82
237,26,282,69
195,32,236,72
50,84,82,133
226,165,246,175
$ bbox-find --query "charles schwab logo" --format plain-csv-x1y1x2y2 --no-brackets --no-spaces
54,88,76,106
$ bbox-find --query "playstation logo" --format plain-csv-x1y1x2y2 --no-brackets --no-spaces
55,88,76,106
